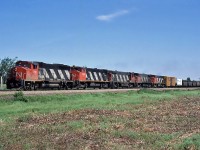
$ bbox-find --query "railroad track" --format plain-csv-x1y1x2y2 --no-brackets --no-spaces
0,87,200,96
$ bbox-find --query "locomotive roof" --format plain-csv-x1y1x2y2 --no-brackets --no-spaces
36,62,71,68
17,60,71,68
16,60,32,63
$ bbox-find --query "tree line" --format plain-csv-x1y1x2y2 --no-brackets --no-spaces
0,57,17,84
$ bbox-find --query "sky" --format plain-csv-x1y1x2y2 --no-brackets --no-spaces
0,0,200,79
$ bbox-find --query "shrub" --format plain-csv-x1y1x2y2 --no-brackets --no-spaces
17,114,32,122
13,91,28,102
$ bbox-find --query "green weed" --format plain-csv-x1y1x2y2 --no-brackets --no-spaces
17,114,33,123
67,120,84,131
13,91,28,102
175,134,200,150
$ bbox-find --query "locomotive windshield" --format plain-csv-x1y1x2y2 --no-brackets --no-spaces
16,61,31,68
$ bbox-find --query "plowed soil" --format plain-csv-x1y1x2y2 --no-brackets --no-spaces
1,96,199,149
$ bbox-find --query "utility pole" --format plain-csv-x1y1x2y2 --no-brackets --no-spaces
0,76,2,89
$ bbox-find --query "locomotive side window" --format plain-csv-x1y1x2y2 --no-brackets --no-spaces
33,64,37,69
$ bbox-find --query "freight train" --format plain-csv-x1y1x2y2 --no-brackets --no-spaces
6,60,199,90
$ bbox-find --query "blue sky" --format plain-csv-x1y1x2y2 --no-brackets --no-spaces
0,0,200,79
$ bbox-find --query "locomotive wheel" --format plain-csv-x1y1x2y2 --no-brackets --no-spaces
30,83,35,91
70,84,73,89
65,85,68,90
99,84,102,89
116,83,119,89
83,83,87,89
30,86,34,91
23,86,29,91
34,84,38,90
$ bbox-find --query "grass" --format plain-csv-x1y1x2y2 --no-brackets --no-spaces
0,90,196,119
0,89,200,149
0,84,6,90
175,134,200,150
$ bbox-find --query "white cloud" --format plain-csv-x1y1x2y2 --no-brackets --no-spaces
96,10,129,21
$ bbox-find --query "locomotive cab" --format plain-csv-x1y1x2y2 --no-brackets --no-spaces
129,73,135,83
6,61,39,89
70,67,86,81
15,61,39,80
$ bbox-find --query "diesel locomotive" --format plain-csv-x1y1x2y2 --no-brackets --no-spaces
6,60,198,90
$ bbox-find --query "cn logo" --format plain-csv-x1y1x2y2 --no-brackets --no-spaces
16,72,26,79
16,72,23,78
73,74,77,78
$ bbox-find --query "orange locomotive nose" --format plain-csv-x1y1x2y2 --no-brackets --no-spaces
70,67,86,81
15,67,27,80
6,61,39,89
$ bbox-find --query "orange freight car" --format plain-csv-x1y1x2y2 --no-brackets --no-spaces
164,76,176,87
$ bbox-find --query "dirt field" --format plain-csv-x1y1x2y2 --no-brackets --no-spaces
1,93,199,149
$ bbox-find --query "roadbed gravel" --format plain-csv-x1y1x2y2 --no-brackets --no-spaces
0,88,200,96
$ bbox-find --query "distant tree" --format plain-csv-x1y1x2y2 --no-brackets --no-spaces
0,57,17,83
187,77,191,81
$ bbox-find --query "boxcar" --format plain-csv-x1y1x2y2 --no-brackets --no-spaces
188,81,193,87
170,77,176,87
192,81,197,87
182,80,188,87
176,79,183,86
164,76,170,87
164,76,176,87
